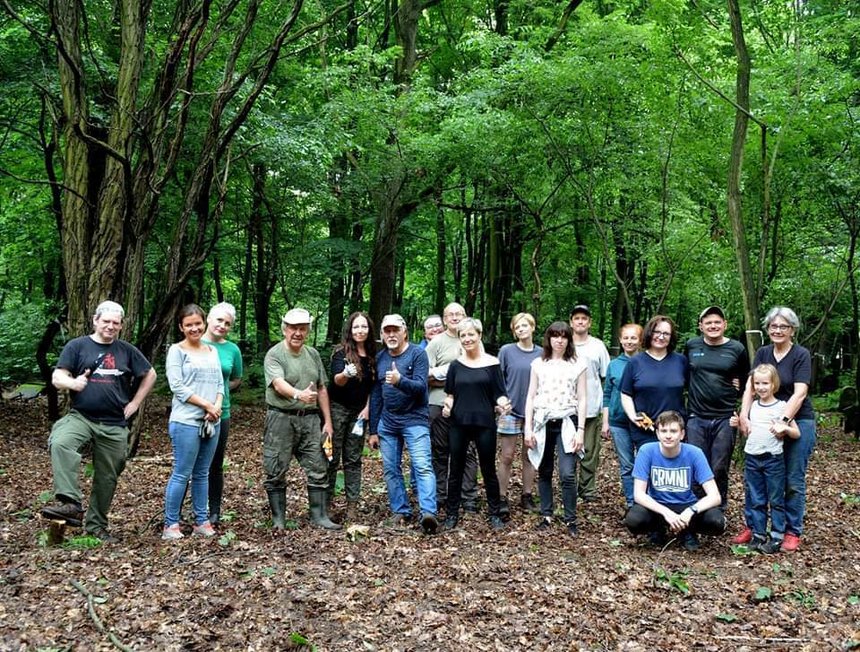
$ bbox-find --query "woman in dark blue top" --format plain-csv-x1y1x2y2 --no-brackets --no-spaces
620,315,688,447
442,318,511,531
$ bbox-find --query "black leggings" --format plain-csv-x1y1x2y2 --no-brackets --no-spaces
447,424,501,517
208,417,230,517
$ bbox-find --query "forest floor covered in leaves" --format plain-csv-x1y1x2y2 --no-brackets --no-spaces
1,397,859,651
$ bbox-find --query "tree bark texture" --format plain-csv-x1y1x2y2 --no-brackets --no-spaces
726,0,761,358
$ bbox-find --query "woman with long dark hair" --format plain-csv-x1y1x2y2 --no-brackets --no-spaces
163,304,224,540
326,311,377,522
523,321,587,537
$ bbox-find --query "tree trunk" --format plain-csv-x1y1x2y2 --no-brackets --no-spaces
327,202,349,344
368,198,400,327
54,0,93,335
37,320,63,422
727,0,761,359
434,203,446,311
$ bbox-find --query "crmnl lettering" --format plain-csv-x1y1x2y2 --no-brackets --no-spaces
650,466,690,493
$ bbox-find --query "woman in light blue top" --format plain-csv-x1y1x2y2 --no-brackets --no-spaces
601,323,642,508
163,304,224,540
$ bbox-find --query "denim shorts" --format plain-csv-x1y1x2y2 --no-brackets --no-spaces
497,415,524,436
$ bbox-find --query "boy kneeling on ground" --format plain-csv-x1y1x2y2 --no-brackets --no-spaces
624,410,725,551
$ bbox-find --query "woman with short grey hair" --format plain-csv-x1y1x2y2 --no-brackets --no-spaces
737,306,815,552
201,302,243,526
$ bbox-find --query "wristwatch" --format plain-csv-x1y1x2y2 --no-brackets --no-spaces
781,416,793,424
689,504,699,515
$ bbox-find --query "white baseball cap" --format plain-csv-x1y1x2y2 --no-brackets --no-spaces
282,308,312,325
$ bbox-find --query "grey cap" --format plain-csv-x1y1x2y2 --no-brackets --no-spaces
380,314,407,329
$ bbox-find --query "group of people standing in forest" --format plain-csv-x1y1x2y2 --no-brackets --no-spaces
39,298,817,554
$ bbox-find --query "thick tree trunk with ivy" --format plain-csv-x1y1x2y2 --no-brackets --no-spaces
727,0,761,358
54,0,96,335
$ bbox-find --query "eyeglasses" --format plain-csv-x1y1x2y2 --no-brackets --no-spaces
427,322,443,329
652,331,672,339
768,324,792,332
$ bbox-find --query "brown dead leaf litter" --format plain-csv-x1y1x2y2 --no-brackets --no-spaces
1,399,858,651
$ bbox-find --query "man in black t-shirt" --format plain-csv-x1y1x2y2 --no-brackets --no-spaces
40,301,156,542
683,306,750,511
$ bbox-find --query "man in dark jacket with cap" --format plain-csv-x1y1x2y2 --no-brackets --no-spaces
683,306,750,511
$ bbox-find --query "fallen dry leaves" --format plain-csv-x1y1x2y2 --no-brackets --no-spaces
0,398,858,651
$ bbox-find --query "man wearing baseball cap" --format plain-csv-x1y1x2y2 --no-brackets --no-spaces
369,314,438,534
569,304,611,503
262,308,340,530
683,306,750,511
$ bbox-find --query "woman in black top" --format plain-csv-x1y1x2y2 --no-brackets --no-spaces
442,318,511,530
327,312,377,522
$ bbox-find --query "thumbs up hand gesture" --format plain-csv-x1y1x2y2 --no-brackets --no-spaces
69,369,91,392
297,382,318,405
729,411,739,428
385,361,400,386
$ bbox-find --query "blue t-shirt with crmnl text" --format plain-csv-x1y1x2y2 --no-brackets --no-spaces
632,442,714,506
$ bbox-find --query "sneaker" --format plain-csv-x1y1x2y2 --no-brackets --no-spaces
443,515,459,530
41,502,84,527
731,527,753,545
162,524,184,540
680,531,700,552
567,523,578,538
391,514,412,527
420,513,438,535
498,498,511,522
489,515,505,531
536,516,552,531
193,521,217,537
753,536,782,554
780,533,801,552
90,528,120,544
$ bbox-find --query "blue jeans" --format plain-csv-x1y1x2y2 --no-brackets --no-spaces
165,421,221,526
784,418,816,536
685,416,736,511
743,452,786,538
610,424,635,507
378,423,437,517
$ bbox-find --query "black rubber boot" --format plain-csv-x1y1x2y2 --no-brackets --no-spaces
308,488,342,530
267,490,286,530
